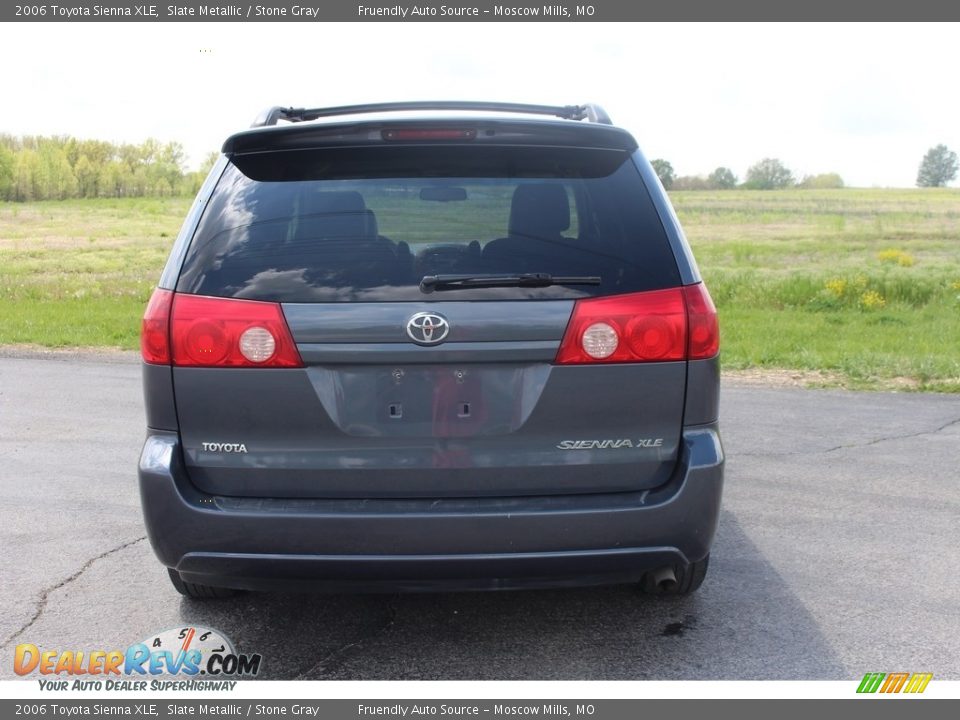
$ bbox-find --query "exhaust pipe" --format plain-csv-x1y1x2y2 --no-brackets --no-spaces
645,566,678,594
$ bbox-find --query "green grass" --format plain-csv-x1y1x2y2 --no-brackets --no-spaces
0,198,189,348
1,190,959,392
672,188,960,391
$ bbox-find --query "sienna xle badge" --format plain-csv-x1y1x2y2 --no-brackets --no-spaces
138,101,723,599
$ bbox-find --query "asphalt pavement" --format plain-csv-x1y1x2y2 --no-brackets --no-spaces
0,351,957,680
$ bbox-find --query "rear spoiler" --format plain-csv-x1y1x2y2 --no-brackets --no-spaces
223,118,636,157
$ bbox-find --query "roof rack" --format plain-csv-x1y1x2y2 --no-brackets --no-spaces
250,101,613,128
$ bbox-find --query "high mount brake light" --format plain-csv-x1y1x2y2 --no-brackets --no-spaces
140,290,303,368
382,128,477,141
555,284,719,365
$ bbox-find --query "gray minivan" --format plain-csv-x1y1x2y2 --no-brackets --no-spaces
138,102,723,598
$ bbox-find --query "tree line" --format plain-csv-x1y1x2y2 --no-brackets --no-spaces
1,135,956,201
651,144,958,191
0,135,218,202
652,158,845,192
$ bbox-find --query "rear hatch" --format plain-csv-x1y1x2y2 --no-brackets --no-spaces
169,124,693,499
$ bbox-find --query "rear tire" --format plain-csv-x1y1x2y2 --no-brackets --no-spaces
640,554,709,596
167,568,239,599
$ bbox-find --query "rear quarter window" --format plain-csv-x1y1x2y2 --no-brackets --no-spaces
176,145,680,302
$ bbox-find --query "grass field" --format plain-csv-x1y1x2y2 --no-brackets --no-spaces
0,198,188,348
673,189,960,391
1,190,959,391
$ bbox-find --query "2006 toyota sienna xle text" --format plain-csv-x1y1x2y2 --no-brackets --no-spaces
137,101,724,599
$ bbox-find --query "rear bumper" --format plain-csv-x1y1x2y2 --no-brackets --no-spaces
138,425,724,591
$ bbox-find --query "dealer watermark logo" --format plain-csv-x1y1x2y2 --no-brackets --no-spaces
14,626,261,690
856,672,932,694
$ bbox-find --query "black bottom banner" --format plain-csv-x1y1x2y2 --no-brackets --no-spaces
1,699,957,720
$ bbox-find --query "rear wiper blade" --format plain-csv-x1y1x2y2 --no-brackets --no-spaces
420,273,601,293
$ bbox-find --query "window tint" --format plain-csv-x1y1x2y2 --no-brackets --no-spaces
176,146,679,302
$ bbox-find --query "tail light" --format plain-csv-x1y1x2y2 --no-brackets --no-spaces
683,283,720,360
141,288,173,364
140,290,303,368
555,284,718,364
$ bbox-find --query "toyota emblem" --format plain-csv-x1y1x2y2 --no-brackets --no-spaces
406,312,450,345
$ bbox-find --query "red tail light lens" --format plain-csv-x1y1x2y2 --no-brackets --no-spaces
555,284,719,365
170,294,303,368
683,283,720,360
141,288,173,365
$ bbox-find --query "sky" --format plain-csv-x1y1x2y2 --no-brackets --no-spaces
2,22,957,187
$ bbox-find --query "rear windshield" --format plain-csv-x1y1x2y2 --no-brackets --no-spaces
176,145,679,302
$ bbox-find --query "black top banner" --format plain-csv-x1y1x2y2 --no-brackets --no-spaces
3,0,959,22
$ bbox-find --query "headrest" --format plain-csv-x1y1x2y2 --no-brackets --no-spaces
508,184,571,240
295,189,377,241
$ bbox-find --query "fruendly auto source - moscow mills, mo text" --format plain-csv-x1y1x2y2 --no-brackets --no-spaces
15,4,597,19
